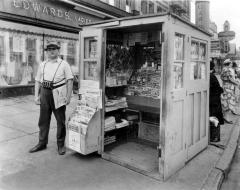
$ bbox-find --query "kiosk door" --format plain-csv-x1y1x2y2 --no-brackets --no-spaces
160,28,188,180
79,28,106,154
186,38,209,160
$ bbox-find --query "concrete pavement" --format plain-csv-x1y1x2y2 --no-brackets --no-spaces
221,134,240,190
0,95,239,190
201,115,240,190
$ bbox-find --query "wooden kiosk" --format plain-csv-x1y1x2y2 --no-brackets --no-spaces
67,13,211,180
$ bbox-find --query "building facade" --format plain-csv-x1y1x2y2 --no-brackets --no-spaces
0,0,190,97
99,0,191,21
209,19,238,73
0,0,130,97
209,21,222,73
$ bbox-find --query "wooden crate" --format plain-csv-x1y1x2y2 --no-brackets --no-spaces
138,122,159,143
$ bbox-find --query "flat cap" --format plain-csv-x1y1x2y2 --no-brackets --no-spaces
45,41,60,50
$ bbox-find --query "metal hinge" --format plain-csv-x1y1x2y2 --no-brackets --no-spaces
157,146,162,157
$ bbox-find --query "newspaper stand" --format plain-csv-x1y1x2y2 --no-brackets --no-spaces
67,13,211,180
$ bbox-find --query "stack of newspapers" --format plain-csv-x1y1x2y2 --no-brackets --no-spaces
104,116,116,132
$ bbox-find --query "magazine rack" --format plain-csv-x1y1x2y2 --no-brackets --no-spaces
66,109,101,155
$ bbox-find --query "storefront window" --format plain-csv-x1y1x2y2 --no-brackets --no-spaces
141,0,148,14
157,6,164,13
0,29,79,87
0,35,6,85
0,31,41,86
149,1,154,14
190,40,207,80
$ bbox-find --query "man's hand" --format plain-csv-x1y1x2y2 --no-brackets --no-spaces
35,96,40,105
65,96,71,105
34,81,41,105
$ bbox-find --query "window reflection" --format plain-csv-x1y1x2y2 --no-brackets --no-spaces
0,30,79,87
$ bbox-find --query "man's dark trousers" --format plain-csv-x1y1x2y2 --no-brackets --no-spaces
38,87,66,147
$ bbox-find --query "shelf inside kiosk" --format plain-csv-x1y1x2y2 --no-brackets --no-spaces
103,26,162,176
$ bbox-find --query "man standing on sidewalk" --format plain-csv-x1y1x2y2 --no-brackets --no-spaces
29,41,73,155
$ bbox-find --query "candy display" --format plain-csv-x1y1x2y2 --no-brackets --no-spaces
106,40,161,99
126,65,161,99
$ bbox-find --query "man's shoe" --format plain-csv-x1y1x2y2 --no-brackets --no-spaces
58,146,66,155
29,144,47,153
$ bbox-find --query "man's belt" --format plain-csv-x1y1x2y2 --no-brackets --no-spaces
42,81,65,90
52,83,65,89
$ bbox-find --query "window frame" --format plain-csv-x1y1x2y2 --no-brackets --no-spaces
173,33,185,90
190,38,207,81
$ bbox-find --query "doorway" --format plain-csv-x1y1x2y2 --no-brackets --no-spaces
102,24,163,178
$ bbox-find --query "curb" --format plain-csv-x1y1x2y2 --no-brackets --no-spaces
200,168,224,190
200,118,240,190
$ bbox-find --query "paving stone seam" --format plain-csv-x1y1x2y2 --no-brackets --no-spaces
0,123,29,134
0,134,32,143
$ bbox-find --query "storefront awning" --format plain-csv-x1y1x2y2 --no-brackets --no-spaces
0,20,79,40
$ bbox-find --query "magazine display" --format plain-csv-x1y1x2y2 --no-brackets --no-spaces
67,82,101,154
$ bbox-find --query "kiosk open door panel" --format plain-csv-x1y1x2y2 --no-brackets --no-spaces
160,21,209,180
160,23,188,180
186,37,209,161
76,28,106,154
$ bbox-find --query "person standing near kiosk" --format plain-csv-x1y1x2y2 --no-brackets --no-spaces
209,60,224,142
29,41,73,155
221,59,239,123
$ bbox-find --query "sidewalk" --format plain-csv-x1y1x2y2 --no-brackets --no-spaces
0,95,239,190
